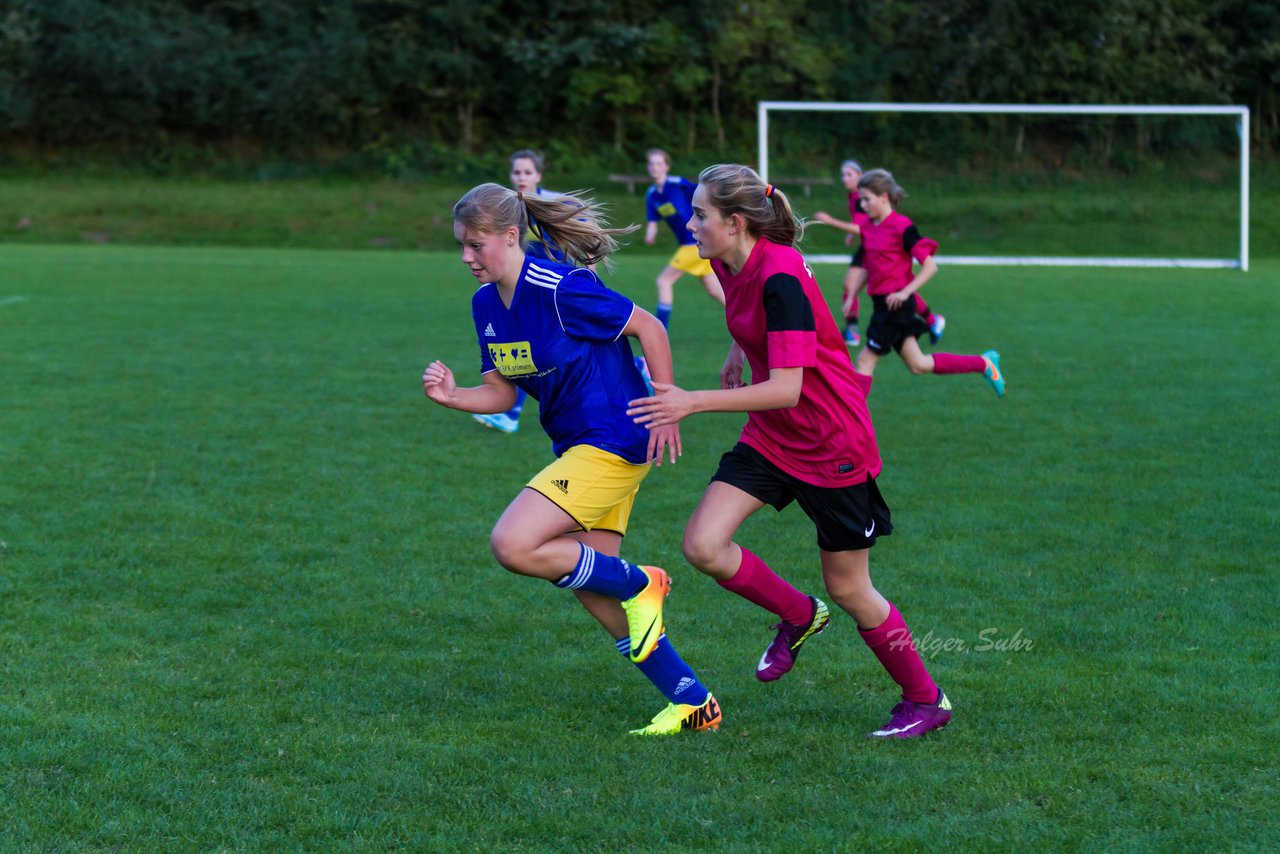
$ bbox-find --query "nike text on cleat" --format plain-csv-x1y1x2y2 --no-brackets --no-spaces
473,412,520,433
756,596,830,682
620,565,670,663
630,693,722,736
929,314,946,344
868,691,953,739
981,349,1005,398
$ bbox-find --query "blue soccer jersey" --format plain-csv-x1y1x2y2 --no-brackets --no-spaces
471,257,652,463
645,176,698,246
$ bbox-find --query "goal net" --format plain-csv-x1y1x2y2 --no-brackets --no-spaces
758,102,1250,271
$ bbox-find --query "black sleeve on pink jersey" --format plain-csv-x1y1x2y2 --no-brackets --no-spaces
903,225,923,253
763,273,815,332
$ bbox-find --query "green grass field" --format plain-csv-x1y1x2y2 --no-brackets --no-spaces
2,242,1278,851
3,165,1277,259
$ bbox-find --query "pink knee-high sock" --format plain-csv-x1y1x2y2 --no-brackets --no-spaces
932,353,986,375
715,547,813,625
859,601,939,704
912,293,931,318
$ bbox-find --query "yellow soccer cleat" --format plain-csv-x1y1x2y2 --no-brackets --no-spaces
620,565,670,663
630,694,722,736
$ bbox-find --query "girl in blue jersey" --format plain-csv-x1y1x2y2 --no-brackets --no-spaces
473,149,562,434
644,149,725,328
423,182,721,736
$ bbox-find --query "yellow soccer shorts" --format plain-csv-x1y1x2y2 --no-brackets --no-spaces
527,444,651,536
670,243,714,278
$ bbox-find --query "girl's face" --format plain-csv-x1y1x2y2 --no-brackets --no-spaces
509,158,542,194
454,222,520,283
647,153,670,182
840,164,860,191
686,184,735,260
859,187,893,221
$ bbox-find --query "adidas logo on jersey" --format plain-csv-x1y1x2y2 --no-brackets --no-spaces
552,479,569,494
484,323,496,337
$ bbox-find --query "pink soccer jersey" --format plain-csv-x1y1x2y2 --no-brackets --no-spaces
858,211,938,295
711,239,882,487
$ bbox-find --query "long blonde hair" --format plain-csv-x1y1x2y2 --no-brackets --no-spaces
696,164,804,246
452,183,635,267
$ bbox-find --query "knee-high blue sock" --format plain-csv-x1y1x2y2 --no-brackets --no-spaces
616,635,709,706
553,544,646,600
655,302,672,329
505,388,526,419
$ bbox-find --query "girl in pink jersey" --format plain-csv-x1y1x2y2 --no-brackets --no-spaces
813,159,946,348
850,169,1005,396
627,163,952,739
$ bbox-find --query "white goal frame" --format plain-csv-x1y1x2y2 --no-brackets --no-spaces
758,101,1250,272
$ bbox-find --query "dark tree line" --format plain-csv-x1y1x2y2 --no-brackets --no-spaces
0,0,1275,168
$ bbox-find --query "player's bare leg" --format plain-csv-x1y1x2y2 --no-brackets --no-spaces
854,347,882,378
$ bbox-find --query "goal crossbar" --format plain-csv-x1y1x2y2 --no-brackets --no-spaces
758,101,1250,272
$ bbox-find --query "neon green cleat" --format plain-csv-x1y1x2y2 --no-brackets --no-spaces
630,693,722,736
981,350,1005,398
620,565,670,663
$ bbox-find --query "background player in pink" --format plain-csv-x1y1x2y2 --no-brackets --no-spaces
849,169,1005,397
627,163,952,739
813,159,945,348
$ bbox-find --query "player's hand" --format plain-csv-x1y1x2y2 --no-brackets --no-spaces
812,211,831,224
644,235,655,246
720,344,746,389
886,291,907,310
646,423,682,466
422,360,456,406
627,382,694,429
845,233,854,246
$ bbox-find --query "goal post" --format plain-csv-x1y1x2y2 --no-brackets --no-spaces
758,101,1250,272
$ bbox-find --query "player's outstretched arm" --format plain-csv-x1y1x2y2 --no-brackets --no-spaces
422,360,518,414
624,308,673,386
627,366,803,429
813,211,860,236
622,307,681,465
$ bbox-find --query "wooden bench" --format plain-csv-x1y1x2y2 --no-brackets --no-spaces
609,174,834,197
772,176,835,197
608,174,649,193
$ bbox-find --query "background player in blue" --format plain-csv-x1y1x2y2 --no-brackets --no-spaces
422,182,722,735
473,148,563,434
643,149,725,328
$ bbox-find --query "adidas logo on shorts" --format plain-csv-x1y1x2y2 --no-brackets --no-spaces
552,479,569,494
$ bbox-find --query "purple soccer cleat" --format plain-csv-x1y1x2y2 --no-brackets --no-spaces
755,596,830,682
867,691,953,739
